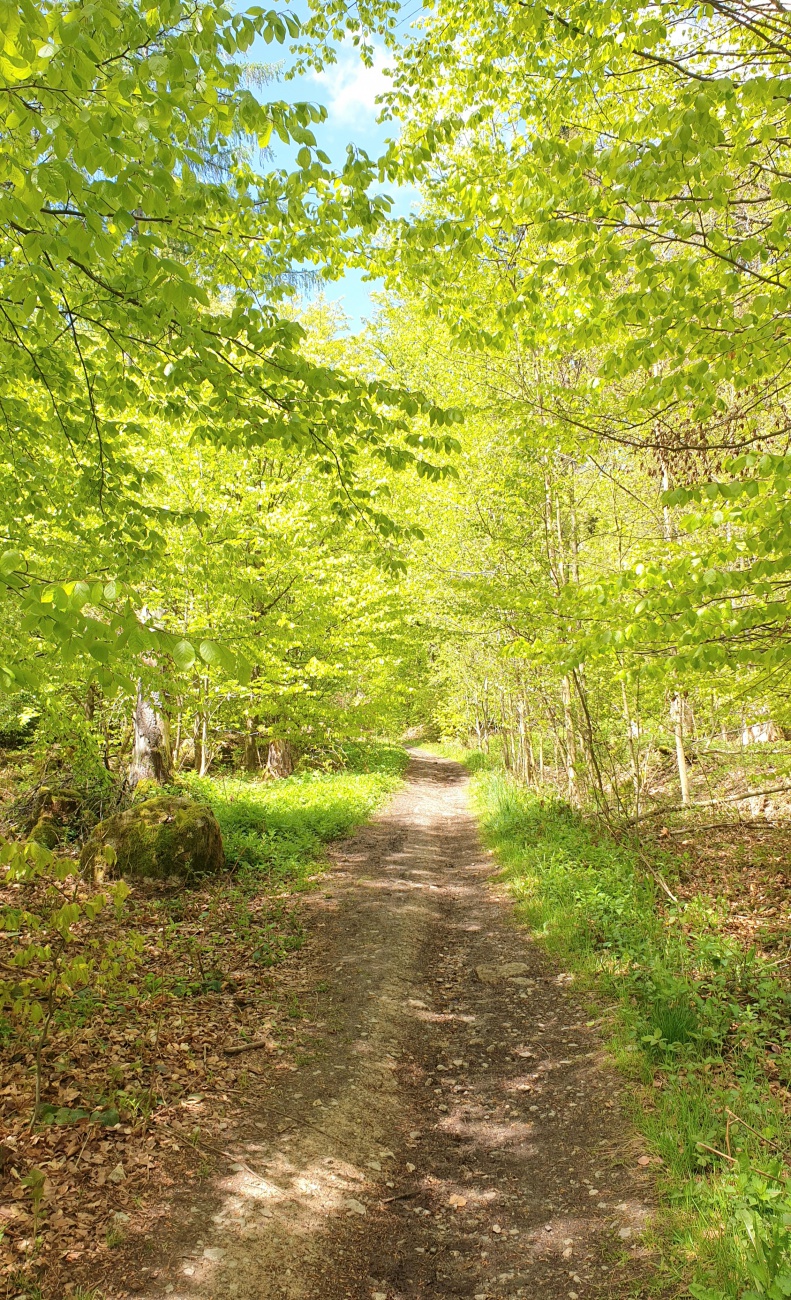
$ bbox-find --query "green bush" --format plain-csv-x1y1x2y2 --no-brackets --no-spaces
179,743,407,884
0,690,39,748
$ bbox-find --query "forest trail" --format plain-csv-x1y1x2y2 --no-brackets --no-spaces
135,754,655,1300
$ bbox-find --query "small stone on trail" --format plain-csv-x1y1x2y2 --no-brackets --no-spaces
344,1198,367,1215
203,1247,225,1262
475,962,529,985
367,1159,382,1170
406,1162,416,1172
107,1162,125,1184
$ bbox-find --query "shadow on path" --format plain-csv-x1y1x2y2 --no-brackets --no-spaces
132,752,656,1300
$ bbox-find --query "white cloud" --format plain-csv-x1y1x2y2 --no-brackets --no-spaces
311,46,391,127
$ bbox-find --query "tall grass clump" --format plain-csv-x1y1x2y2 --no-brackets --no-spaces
473,772,791,1300
182,741,408,886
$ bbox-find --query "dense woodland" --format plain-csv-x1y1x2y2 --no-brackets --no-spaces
6,0,791,1296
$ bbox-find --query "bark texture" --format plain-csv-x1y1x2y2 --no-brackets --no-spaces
127,685,172,789
266,739,295,779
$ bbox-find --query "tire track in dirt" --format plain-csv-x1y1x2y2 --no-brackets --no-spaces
133,752,657,1300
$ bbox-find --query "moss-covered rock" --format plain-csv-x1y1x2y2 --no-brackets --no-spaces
26,787,95,848
80,796,225,882
28,814,62,848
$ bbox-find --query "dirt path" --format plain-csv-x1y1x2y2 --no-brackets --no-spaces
133,753,656,1300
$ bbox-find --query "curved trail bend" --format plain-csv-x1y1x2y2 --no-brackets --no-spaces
140,752,654,1299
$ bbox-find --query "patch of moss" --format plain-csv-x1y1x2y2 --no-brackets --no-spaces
81,796,225,882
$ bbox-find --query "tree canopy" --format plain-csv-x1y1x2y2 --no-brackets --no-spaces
5,0,791,783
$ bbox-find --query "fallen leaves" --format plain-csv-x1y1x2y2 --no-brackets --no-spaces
0,869,305,1293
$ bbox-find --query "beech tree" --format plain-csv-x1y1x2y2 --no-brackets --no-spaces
0,0,460,695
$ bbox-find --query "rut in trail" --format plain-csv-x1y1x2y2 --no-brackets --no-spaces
137,753,655,1300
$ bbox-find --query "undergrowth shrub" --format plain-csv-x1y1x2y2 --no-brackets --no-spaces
0,838,136,1121
181,743,407,882
32,703,116,816
474,772,791,1299
0,690,39,748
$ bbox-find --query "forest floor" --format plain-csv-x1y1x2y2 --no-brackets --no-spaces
94,751,658,1300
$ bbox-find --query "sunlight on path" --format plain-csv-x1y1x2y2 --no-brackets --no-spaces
137,754,654,1300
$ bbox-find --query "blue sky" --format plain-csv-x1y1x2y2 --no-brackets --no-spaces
248,24,419,330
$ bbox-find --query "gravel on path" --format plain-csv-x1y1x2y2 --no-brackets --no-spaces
132,752,656,1300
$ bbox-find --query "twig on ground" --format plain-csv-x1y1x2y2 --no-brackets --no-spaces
635,849,679,905
726,1109,785,1153
225,1037,277,1056
665,820,770,836
697,1141,777,1180
632,785,791,823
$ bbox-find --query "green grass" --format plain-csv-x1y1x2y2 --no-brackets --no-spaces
418,738,501,773
472,771,791,1300
180,740,408,888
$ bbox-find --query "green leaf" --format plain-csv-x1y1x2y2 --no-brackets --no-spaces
172,639,197,671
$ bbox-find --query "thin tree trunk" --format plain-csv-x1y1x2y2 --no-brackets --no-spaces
561,675,578,805
84,680,98,722
173,703,183,767
671,694,690,805
622,680,641,819
243,716,261,771
572,669,613,820
517,700,530,784
569,466,580,583
199,680,211,777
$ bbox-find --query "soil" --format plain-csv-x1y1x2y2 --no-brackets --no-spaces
106,753,658,1300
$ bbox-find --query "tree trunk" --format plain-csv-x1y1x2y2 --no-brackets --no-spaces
84,680,98,722
561,675,578,805
671,693,690,805
199,700,211,777
517,700,529,783
127,684,172,790
243,716,261,771
173,705,183,768
266,739,294,779
622,680,641,819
